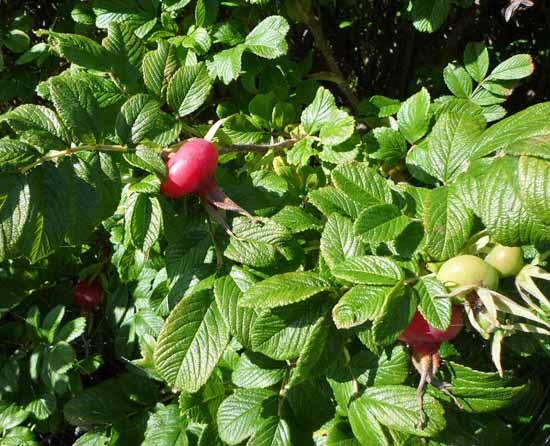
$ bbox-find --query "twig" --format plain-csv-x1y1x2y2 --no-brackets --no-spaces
278,369,290,417
399,25,416,97
219,139,299,154
302,8,360,110
205,213,224,269
19,144,128,173
19,138,299,174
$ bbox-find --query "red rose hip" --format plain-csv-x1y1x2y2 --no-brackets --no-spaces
74,280,103,311
399,305,464,421
160,139,218,198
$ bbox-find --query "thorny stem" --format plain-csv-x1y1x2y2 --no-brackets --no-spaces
19,144,128,173
218,139,299,154
20,138,301,174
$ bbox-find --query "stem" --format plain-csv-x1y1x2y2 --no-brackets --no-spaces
344,347,360,400
302,8,360,110
205,213,224,269
398,25,416,97
278,369,290,417
180,121,203,138
163,138,299,158
20,144,128,173
218,139,299,154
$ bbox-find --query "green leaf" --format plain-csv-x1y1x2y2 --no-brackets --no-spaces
2,105,70,152
352,345,410,386
124,144,167,179
354,204,409,243
394,221,425,258
217,389,277,445
231,217,291,246
368,127,407,165
286,138,315,166
397,87,431,144
214,274,258,346
154,290,230,392
319,109,355,146
183,27,212,55
103,22,146,85
68,72,124,108
240,272,330,308
287,313,331,387
0,402,29,430
4,29,30,53
464,42,489,83
26,394,56,421
332,162,393,208
427,111,486,183
143,42,179,100
244,16,289,59
167,63,213,117
349,385,446,437
443,362,528,413
474,102,550,160
487,54,534,80
48,76,101,144
42,305,65,341
64,374,156,426
124,193,162,253
332,283,403,329
482,104,507,123
272,206,322,233
207,45,245,84
223,114,269,144
195,0,218,27
363,282,413,347
415,276,451,330
54,317,86,343
49,31,111,71
0,427,37,446
326,420,361,446
73,432,109,446
116,94,160,144
142,404,188,446
473,157,549,245
308,186,363,219
48,342,76,374
407,0,451,33
301,87,337,134
24,164,70,261
518,156,550,227
321,214,363,270
422,186,474,261
232,351,285,389
0,139,40,172
443,63,473,98
93,0,158,38
332,256,403,285
247,417,291,446
251,300,329,360
224,238,279,268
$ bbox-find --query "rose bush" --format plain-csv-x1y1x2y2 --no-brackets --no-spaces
1,1,550,445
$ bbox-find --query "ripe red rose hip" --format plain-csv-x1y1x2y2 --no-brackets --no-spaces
160,139,218,198
399,306,463,353
74,280,103,311
160,138,256,225
399,305,464,419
